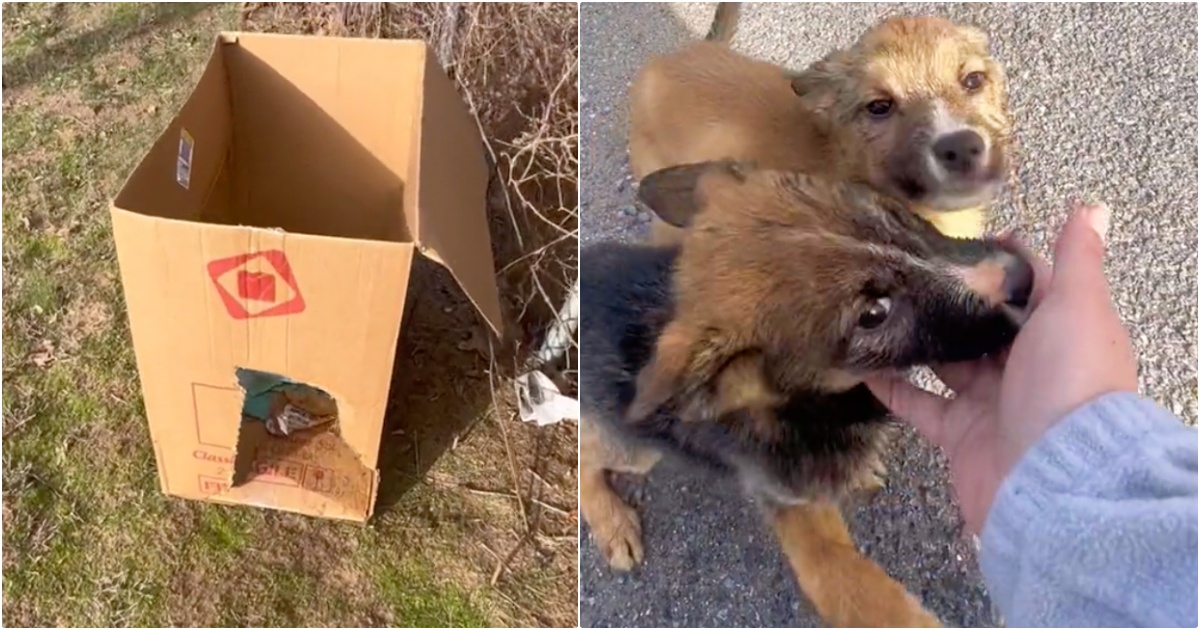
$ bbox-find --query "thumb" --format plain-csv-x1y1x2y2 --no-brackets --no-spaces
1049,203,1112,301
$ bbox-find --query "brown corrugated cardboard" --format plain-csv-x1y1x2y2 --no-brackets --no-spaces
109,32,502,522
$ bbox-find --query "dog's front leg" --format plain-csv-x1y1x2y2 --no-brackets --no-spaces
580,415,660,571
769,501,942,627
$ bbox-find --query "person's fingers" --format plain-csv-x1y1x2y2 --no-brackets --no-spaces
863,376,951,447
1048,203,1112,301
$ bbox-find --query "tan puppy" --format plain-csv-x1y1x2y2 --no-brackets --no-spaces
629,3,1013,242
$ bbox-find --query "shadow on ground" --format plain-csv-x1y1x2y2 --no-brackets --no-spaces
3,3,211,91
374,256,495,512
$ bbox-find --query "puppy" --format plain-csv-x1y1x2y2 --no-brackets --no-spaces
580,161,1032,627
628,3,1012,242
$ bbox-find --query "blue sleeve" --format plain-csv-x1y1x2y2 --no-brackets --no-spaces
980,392,1199,628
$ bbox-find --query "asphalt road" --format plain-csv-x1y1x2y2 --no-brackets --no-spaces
579,3,1198,628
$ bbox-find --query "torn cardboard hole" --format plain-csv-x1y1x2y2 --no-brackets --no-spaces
236,367,338,439
229,368,374,513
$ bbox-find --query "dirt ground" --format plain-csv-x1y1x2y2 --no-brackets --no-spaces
2,3,578,627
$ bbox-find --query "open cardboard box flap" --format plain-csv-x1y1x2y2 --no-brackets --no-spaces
109,32,501,521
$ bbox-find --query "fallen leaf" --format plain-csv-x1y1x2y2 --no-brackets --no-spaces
28,339,55,368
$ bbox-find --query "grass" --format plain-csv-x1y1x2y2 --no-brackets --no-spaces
2,3,578,627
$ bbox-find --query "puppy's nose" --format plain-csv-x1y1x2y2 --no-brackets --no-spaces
933,130,985,176
1001,252,1034,309
955,250,1034,315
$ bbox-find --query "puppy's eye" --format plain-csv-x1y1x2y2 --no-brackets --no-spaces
865,99,894,118
858,297,892,329
961,71,986,92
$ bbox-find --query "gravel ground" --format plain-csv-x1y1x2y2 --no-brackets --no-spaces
579,3,1197,627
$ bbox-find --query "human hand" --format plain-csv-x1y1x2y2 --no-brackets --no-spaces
865,203,1139,533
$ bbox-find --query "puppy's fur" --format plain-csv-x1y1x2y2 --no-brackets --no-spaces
580,161,1032,627
629,4,1012,243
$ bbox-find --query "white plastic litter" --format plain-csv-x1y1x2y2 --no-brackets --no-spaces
514,370,580,427
534,278,579,366
515,278,580,426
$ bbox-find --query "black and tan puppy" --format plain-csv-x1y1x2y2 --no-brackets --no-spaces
629,3,1012,242
580,161,1032,627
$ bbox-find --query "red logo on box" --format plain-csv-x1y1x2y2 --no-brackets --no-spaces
237,270,276,302
207,250,305,319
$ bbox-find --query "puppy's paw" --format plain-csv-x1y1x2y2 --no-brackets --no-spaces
852,453,888,497
853,589,942,628
898,593,942,628
593,501,644,571
909,610,943,628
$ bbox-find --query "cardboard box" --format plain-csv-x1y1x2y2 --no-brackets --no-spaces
109,32,503,522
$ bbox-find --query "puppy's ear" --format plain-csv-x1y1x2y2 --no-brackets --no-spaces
637,160,751,228
626,321,693,423
959,25,990,50
629,324,764,425
789,54,846,117
712,351,781,417
712,351,786,439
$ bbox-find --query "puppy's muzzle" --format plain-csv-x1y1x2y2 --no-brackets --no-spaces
956,250,1034,322
999,253,1034,309
933,130,987,178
